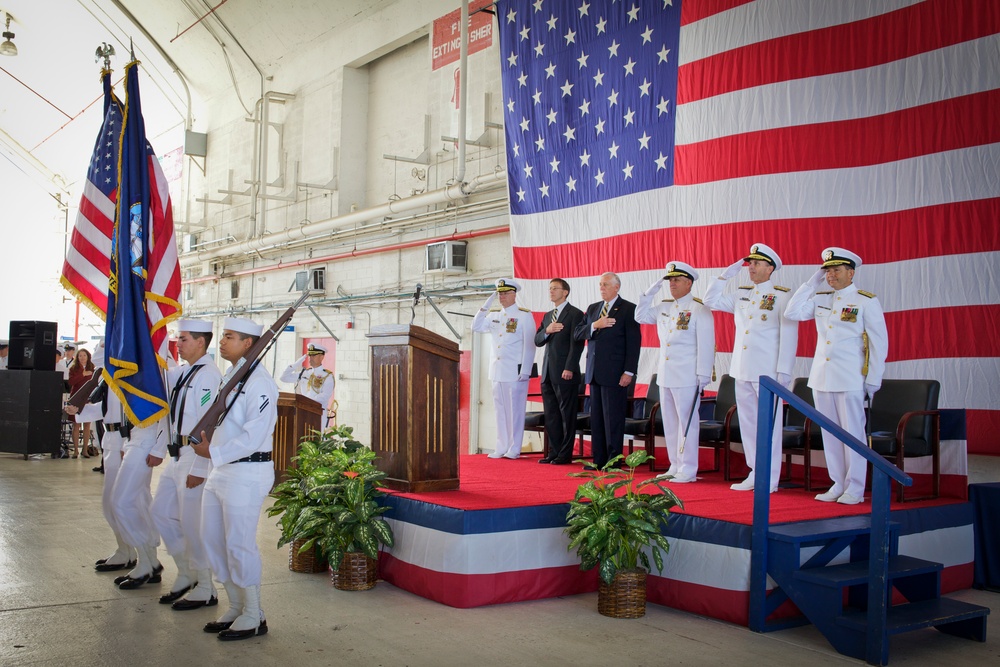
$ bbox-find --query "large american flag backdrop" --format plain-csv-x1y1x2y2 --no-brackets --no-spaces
497,0,1000,457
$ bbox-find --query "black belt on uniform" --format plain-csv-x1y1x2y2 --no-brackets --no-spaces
230,451,272,463
105,423,122,432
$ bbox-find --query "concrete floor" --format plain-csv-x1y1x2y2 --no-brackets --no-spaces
0,454,997,667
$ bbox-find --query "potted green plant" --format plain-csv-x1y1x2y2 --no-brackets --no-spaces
565,450,684,618
268,425,371,574
272,427,395,590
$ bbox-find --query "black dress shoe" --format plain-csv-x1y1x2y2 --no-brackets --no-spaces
204,620,234,633
159,584,195,604
538,457,553,464
118,573,150,589
95,557,108,566
550,458,572,465
218,620,268,641
96,559,135,573
173,596,218,611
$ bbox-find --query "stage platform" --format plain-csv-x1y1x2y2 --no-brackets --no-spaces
378,453,974,625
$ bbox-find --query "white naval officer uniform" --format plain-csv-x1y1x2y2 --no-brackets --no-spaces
151,352,223,603
201,355,278,634
96,384,135,567
785,251,888,502
636,267,715,482
472,284,536,459
705,248,798,492
279,356,334,424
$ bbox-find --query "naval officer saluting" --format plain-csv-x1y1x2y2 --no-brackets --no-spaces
279,343,335,425
472,278,536,460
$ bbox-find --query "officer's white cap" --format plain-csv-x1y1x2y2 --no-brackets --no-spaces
495,278,520,293
664,261,698,281
821,247,863,269
178,319,213,333
745,243,782,270
307,343,327,355
223,317,263,337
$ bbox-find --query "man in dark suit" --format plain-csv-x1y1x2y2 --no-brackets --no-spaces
534,279,585,465
574,273,642,469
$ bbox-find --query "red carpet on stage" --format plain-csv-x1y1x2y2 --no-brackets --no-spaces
390,453,962,525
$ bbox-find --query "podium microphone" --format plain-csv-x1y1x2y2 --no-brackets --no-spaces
410,283,423,324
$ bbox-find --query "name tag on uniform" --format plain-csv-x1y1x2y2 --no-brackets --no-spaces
840,307,859,323
759,294,776,311
506,319,519,333
676,311,691,330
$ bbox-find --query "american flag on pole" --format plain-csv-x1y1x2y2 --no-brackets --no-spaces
103,61,181,427
498,0,1000,457
60,70,121,317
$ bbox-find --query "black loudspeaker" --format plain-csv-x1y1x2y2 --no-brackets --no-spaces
8,321,58,371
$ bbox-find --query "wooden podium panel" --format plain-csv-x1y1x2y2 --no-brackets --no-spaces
273,392,323,485
368,324,460,492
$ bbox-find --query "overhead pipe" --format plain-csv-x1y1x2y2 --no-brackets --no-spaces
179,167,506,269
181,224,509,284
456,0,469,185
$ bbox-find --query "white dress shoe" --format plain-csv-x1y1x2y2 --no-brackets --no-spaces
814,488,843,502
487,452,504,459
668,475,696,483
837,493,864,505
730,478,755,491
655,472,675,481
503,453,520,460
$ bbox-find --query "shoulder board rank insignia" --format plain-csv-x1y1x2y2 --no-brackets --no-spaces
518,306,532,312
858,290,876,298
774,285,790,292
488,307,501,312
692,297,704,304
662,298,675,303
738,285,752,290
816,290,833,295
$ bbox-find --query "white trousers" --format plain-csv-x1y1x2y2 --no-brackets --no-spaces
814,389,868,498
151,447,210,571
660,385,701,479
111,432,159,550
491,380,529,457
101,431,125,540
735,380,783,489
201,461,273,588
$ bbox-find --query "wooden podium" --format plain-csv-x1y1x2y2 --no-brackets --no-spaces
368,324,460,492
273,392,323,485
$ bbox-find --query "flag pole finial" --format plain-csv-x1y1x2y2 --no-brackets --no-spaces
94,42,115,70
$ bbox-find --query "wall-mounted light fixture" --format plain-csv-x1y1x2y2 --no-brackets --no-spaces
0,13,17,57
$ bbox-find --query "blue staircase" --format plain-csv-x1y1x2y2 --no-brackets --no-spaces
747,377,990,666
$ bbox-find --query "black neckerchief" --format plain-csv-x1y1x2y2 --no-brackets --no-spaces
170,364,205,435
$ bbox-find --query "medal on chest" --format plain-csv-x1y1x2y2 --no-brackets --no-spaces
840,307,859,323
505,318,518,333
675,311,691,330
759,294,776,311
308,373,325,391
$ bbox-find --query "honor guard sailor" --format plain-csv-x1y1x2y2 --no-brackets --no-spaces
150,319,224,609
785,248,889,505
192,317,277,641
472,278,537,459
280,343,335,425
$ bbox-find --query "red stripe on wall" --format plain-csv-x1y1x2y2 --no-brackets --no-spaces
678,0,1000,104
512,199,1000,280
966,410,1000,456
674,91,1000,185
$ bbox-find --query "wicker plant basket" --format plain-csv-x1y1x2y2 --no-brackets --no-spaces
597,569,647,618
330,552,378,591
288,539,327,573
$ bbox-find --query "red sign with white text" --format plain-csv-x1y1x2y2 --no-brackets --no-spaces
431,0,494,71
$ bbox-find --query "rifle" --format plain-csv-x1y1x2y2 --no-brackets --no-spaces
188,291,310,447
66,369,104,411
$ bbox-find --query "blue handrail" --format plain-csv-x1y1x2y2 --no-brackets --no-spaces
748,375,912,666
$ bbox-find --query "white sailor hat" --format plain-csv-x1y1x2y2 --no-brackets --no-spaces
223,317,263,337
307,343,327,355
0,339,8,347
495,278,520,293
745,243,782,270
821,247,863,269
664,261,698,281
177,318,213,333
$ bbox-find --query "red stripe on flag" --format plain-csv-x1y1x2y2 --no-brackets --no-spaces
680,0,755,26
675,91,1000,185
678,0,1000,104
512,198,1000,280
59,262,108,314
966,410,1000,455
710,305,1000,363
